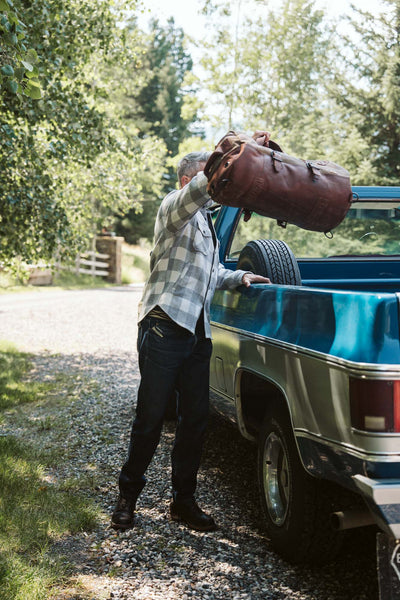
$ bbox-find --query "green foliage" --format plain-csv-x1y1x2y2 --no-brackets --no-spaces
0,1,42,101
199,0,399,185
0,0,168,267
331,0,400,184
51,270,112,290
112,17,199,242
230,206,400,261
116,201,160,244
124,17,197,155
2,0,398,263
54,134,166,245
198,0,332,146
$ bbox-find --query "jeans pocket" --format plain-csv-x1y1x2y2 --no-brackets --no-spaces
137,324,149,353
154,318,188,337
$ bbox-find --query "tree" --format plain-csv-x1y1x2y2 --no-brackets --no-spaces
0,0,42,100
198,0,331,150
198,0,396,184
127,17,197,156
0,0,167,268
331,0,400,184
113,17,199,243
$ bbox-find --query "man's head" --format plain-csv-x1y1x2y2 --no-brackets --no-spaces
177,151,211,188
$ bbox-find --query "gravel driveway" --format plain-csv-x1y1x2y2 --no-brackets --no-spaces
0,287,377,600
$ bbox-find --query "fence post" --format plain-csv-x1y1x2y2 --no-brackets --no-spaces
75,255,81,275
95,236,124,284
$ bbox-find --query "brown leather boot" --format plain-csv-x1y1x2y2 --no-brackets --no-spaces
111,495,136,530
170,498,217,532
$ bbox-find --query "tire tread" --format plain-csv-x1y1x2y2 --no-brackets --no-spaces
237,239,301,285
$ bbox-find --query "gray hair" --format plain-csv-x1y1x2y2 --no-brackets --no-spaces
177,151,212,182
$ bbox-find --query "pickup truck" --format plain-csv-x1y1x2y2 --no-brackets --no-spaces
209,186,400,595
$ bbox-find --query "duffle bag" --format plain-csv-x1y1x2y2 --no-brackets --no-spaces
204,131,353,233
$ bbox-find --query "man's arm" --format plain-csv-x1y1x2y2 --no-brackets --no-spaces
216,263,270,290
158,172,211,234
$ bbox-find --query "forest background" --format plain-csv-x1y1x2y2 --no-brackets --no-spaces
0,0,399,272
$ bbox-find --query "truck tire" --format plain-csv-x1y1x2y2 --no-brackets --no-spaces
257,406,343,564
237,239,301,285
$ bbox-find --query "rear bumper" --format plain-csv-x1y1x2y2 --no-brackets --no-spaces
354,475,400,540
297,434,400,539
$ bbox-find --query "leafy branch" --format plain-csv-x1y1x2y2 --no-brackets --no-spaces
0,0,41,100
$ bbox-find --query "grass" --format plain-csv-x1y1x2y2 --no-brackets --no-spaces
121,242,150,284
0,342,101,600
0,344,48,415
51,270,113,289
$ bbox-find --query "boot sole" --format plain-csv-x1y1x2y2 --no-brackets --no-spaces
110,519,134,531
170,511,217,532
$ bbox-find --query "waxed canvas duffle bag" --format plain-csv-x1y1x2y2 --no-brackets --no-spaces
204,131,353,233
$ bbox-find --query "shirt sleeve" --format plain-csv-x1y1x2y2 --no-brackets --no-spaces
216,263,251,290
157,172,212,234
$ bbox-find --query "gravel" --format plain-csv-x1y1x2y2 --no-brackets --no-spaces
0,286,378,600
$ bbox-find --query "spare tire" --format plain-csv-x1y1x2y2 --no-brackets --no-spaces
237,239,301,285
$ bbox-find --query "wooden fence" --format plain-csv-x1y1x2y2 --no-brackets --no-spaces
28,251,110,285
28,236,123,285
74,250,110,277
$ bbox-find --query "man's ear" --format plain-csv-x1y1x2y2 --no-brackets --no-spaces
180,174,191,188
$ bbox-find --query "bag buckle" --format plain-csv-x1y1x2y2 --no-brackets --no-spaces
271,150,283,173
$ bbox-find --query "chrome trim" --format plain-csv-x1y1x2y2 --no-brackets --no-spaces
210,320,400,376
354,474,400,505
353,474,400,539
295,429,400,460
351,427,400,439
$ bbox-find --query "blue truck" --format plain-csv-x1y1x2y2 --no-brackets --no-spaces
209,186,400,596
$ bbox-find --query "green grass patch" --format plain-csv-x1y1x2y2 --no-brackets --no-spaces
121,243,150,284
0,344,101,600
51,270,112,289
0,343,48,412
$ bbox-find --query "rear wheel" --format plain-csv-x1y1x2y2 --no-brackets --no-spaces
237,239,301,285
258,406,343,564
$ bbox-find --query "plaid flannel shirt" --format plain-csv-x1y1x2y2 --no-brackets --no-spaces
138,171,248,338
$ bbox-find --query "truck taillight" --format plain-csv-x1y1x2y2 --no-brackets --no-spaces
349,378,400,433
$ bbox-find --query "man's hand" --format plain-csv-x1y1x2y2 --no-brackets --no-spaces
252,130,271,146
242,273,271,287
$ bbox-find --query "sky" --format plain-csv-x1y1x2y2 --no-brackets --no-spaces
138,0,386,37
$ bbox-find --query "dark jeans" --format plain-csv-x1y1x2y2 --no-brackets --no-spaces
118,313,212,503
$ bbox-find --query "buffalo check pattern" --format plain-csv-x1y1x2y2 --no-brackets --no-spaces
138,171,248,338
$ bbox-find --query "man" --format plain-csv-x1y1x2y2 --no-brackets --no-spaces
112,149,270,532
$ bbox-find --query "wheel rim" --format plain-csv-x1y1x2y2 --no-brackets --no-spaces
262,432,290,526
